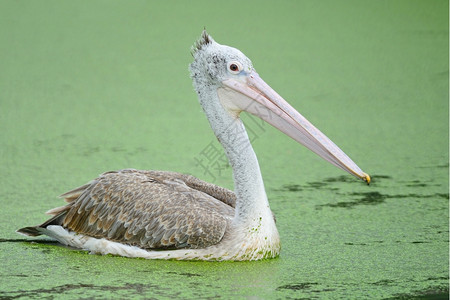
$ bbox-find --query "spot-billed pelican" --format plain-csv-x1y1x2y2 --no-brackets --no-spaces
17,31,370,261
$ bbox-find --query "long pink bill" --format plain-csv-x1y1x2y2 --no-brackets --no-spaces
221,71,370,184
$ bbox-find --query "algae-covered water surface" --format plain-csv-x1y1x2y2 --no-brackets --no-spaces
1,1,448,298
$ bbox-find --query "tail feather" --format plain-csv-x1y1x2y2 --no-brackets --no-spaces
18,181,87,238
16,226,42,237
16,211,68,237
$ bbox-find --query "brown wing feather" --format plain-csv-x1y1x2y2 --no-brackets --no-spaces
144,171,237,208
54,169,235,249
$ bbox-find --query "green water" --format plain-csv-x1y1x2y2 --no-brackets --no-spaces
1,0,448,298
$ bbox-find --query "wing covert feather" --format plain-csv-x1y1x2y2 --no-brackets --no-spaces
62,169,235,249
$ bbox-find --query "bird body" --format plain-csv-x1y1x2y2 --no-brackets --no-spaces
19,169,279,260
17,31,369,261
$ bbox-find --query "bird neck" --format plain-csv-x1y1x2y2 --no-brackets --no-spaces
199,88,273,226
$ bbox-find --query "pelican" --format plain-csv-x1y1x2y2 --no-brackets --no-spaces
17,31,370,261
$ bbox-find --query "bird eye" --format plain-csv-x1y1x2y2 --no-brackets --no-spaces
227,61,243,75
